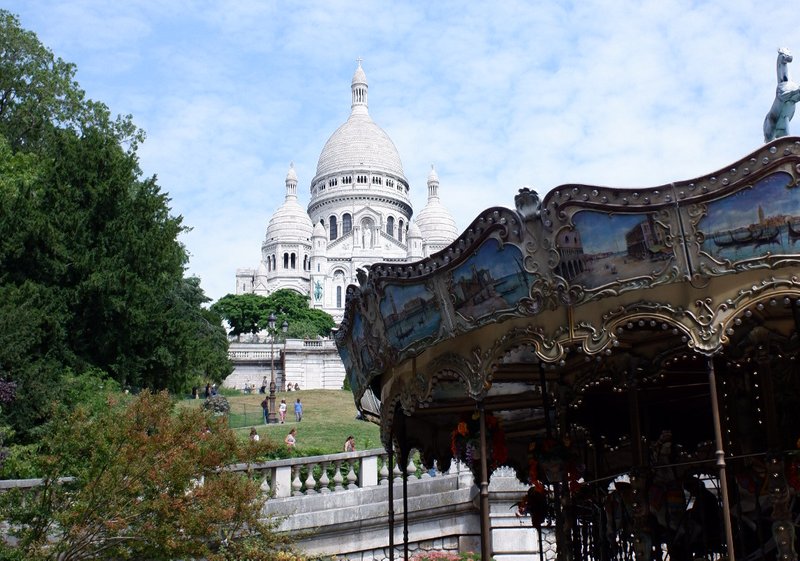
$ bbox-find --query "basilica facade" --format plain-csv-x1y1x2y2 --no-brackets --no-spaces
235,62,458,321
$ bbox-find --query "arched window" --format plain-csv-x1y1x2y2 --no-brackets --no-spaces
398,220,404,243
387,216,395,237
330,215,338,240
290,253,296,269
334,270,345,308
343,213,352,234
283,253,289,269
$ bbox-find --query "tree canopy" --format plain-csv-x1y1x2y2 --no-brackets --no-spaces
211,290,336,339
0,391,297,561
0,10,231,442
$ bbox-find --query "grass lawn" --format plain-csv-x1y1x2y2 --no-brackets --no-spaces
178,389,381,456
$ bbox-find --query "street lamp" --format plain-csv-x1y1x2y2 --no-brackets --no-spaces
268,312,289,424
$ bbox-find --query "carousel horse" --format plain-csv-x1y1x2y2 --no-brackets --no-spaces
764,47,800,142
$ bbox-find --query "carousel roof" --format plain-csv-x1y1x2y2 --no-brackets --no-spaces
336,137,800,483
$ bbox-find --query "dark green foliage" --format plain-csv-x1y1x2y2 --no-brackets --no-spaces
211,289,335,339
0,10,231,442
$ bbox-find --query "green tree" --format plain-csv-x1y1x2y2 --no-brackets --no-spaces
211,293,273,337
0,10,231,441
211,290,335,339
0,391,298,561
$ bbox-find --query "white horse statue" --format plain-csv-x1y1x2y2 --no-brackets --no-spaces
764,47,800,142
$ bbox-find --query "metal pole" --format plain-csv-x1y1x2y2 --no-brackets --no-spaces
402,452,409,561
268,331,277,424
707,356,736,561
388,432,395,561
478,402,492,560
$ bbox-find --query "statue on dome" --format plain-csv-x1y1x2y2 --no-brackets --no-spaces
764,47,800,142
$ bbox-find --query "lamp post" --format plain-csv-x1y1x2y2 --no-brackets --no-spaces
267,312,289,424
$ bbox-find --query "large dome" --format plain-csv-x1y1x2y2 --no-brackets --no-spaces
315,114,405,178
313,61,406,181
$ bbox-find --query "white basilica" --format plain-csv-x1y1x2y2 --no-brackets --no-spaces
235,62,458,321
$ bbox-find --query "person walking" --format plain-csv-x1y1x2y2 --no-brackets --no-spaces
278,399,287,423
284,428,296,448
261,396,269,424
294,398,303,422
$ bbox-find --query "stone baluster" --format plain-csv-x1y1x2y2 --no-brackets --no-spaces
332,460,345,491
406,456,417,479
393,457,403,483
345,461,358,490
304,461,318,494
319,461,331,493
379,454,390,485
259,469,271,495
291,465,303,496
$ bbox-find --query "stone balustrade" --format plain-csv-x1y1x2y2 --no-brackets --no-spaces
226,447,434,498
2,453,551,560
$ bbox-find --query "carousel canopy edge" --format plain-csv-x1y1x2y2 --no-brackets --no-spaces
335,137,800,403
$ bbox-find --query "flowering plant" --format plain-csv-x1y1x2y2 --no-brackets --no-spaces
450,412,507,470
410,552,486,561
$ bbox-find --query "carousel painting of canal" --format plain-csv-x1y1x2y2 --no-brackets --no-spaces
449,238,533,321
700,171,800,262
380,283,441,351
562,210,674,288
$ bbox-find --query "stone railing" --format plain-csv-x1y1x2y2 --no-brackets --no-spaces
226,448,433,498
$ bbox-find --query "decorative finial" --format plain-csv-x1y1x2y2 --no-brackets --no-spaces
764,47,800,142
356,56,363,67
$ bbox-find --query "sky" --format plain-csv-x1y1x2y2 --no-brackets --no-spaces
6,1,799,302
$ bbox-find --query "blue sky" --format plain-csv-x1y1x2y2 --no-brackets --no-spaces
6,1,798,302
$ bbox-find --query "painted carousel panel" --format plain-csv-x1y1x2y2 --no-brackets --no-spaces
449,238,534,322
699,171,800,262
560,210,675,288
380,282,441,351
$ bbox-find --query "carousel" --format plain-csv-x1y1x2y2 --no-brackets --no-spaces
336,137,800,560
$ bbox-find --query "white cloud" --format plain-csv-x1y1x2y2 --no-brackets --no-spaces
6,0,799,301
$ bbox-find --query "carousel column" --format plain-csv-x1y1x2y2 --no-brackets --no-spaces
707,356,736,561
755,350,797,561
478,402,493,560
627,375,651,561
388,426,395,561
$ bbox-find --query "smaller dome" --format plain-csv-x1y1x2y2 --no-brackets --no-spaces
313,221,326,237
416,165,458,246
408,220,422,239
265,164,314,244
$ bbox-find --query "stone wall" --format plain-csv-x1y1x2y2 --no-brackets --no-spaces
224,339,345,391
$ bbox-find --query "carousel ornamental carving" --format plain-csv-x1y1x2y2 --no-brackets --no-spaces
764,47,800,142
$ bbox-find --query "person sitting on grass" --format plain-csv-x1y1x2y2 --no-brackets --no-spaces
284,428,296,448
344,435,356,452
249,427,260,442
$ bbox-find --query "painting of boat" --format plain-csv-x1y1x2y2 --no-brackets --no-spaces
788,218,800,244
450,238,533,320
711,225,780,249
699,172,800,261
381,283,441,350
